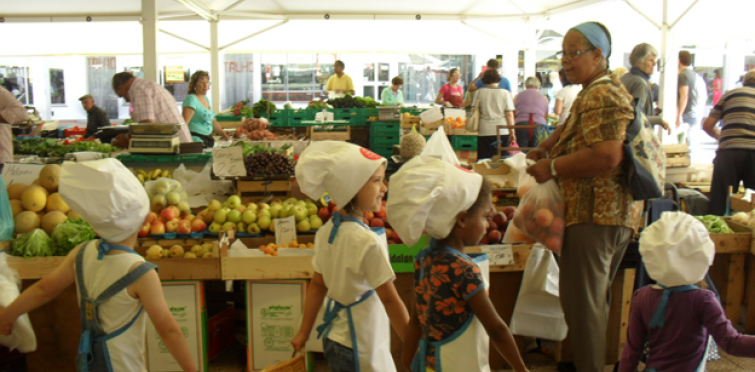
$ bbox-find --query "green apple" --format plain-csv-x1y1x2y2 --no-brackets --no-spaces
242,210,257,224
207,200,222,211
305,204,318,217
227,210,242,223
247,223,261,234
258,203,270,210
227,195,242,210
154,180,171,195
237,222,247,232
166,192,181,206
297,219,311,232
270,220,276,233
245,204,259,213
214,209,228,224
280,205,292,218
258,216,272,230
309,216,324,229
270,204,283,219
208,222,222,233
292,206,307,222
258,209,272,219
286,198,298,205
222,221,237,232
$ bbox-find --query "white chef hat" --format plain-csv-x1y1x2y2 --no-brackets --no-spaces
639,212,715,287
387,156,484,246
295,141,387,207
59,159,150,243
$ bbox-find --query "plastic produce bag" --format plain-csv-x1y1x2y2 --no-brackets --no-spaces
0,253,36,352
0,178,13,242
420,126,460,166
502,154,538,244
144,177,189,213
173,163,233,208
511,179,565,254
509,246,567,341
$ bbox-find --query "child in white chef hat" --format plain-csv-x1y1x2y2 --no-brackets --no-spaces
619,212,755,372
0,159,195,372
290,141,409,372
387,155,528,372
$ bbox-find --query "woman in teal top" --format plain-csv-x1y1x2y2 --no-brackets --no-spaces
182,71,230,147
381,76,404,106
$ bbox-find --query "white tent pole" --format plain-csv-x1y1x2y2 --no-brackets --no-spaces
142,0,159,82
669,0,700,29
159,29,209,50
219,20,288,50
210,20,221,114
659,0,677,138
622,0,661,29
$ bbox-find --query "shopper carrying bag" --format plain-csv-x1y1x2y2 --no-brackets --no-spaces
290,142,409,372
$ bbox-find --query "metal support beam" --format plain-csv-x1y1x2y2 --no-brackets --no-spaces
219,20,288,50
142,0,159,82
174,0,217,21
659,0,678,143
623,0,661,29
159,28,209,50
669,0,700,29
215,11,287,20
223,0,248,12
460,21,522,49
210,20,221,114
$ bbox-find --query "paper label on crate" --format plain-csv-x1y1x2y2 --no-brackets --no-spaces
420,107,443,124
479,244,515,266
1,163,44,186
274,215,297,247
212,146,246,177
250,282,305,370
147,283,202,372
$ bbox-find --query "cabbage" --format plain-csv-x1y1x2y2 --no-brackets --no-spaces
11,229,54,258
51,219,96,256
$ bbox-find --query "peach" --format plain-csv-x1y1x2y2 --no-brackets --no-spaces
535,209,554,227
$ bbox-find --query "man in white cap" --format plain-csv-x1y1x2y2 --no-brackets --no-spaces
619,212,755,372
290,141,408,372
0,159,196,372
387,156,528,372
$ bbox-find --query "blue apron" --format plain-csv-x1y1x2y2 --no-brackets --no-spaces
315,213,388,372
75,239,158,372
411,239,491,372
644,284,707,372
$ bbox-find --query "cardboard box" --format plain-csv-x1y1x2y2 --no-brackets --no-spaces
472,162,519,188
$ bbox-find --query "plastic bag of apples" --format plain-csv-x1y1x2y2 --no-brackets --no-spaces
504,177,565,254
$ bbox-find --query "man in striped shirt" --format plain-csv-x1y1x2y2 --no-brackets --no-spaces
703,69,755,215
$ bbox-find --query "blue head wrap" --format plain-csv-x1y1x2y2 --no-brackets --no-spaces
570,22,610,59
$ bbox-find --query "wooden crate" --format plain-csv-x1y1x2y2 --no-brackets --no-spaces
663,144,691,168
220,236,316,280
400,115,422,129
7,257,67,279
730,193,755,213
308,125,350,141
236,179,291,204
134,242,221,280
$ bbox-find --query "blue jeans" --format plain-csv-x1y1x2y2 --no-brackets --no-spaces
323,338,356,372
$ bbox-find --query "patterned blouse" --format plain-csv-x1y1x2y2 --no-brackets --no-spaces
414,243,484,371
550,77,642,228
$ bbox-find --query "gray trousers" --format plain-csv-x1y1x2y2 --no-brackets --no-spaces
559,223,633,372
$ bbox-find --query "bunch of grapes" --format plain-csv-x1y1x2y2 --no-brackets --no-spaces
244,152,295,177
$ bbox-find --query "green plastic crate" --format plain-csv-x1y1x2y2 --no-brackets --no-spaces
216,114,243,122
363,108,379,116
370,135,401,147
399,107,425,116
371,146,395,158
450,135,478,150
370,122,401,133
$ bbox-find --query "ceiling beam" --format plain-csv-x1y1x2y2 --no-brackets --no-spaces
669,0,700,29
174,0,218,21
623,0,661,29
219,20,288,50
159,28,210,50
216,10,287,20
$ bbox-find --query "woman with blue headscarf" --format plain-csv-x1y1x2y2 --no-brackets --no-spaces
525,22,640,372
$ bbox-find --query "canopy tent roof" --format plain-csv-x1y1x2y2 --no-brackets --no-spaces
2,0,754,55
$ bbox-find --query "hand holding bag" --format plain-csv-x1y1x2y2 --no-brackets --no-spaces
466,95,481,132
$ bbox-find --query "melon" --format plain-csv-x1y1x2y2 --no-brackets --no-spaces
21,186,48,212
10,200,23,217
46,193,71,213
14,211,41,234
7,183,27,200
39,164,61,193
41,211,68,235
399,124,427,160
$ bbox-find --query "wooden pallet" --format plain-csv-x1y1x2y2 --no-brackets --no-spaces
236,179,291,204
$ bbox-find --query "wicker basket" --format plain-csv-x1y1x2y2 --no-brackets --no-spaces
260,354,307,372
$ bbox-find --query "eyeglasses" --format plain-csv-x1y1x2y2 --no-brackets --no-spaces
556,48,595,61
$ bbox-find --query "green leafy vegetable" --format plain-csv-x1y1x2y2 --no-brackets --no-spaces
694,215,734,233
51,219,96,256
13,138,120,157
307,99,329,110
11,229,54,258
252,99,277,118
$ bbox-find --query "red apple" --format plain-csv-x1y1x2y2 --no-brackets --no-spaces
318,207,331,222
184,214,195,222
488,230,503,244
138,223,150,238
328,201,338,213
487,220,498,233
150,221,165,235
493,212,508,227
376,206,387,219
370,218,385,228
191,219,207,233
168,205,181,217
165,220,179,233
177,220,191,234
146,211,158,224
391,230,402,244
160,208,176,222
364,211,375,222
479,237,490,245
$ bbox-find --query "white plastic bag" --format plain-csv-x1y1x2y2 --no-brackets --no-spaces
509,246,567,341
0,253,36,352
420,126,460,166
502,153,539,245
511,179,565,254
173,163,233,208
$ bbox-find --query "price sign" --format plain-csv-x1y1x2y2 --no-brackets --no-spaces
1,163,44,187
479,244,515,266
274,215,297,247
212,146,246,177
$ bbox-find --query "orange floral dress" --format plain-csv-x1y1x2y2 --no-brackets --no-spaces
414,243,484,371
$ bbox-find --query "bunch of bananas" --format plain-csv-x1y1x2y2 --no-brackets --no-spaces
134,169,172,185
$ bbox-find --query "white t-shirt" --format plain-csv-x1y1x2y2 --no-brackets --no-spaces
312,219,395,348
555,84,583,125
473,88,515,136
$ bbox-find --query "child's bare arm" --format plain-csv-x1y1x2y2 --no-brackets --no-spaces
291,272,328,352
132,269,196,372
468,290,528,372
0,244,79,335
402,309,421,371
375,279,409,341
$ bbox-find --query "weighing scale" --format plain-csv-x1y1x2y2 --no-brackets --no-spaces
128,123,182,154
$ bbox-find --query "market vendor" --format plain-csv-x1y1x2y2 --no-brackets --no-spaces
181,71,231,148
111,71,192,143
435,68,465,108
526,22,641,372
79,94,111,139
380,76,404,106
703,69,755,216
324,60,355,96
0,86,29,169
